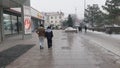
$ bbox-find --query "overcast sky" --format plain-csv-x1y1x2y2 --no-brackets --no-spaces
30,0,106,19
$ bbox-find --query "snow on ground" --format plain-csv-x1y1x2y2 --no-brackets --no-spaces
111,35,120,40
88,30,120,40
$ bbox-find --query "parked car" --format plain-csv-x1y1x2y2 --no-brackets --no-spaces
65,27,77,32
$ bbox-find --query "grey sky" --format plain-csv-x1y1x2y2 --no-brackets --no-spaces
30,0,106,19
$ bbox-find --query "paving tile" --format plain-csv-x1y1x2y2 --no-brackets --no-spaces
1,30,120,68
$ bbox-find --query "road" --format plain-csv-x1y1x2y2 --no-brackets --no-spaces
50,30,120,68
4,30,120,68
81,31,120,57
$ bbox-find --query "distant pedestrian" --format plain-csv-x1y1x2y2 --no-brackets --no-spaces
78,26,82,32
92,28,94,32
84,25,87,33
45,26,53,48
36,24,45,49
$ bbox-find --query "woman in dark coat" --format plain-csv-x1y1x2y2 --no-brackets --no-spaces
45,26,53,48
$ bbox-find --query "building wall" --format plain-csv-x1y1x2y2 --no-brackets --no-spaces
0,0,31,42
43,12,64,28
24,0,30,6
0,0,45,42
31,8,43,19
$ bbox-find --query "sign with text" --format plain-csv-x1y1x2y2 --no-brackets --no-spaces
31,8,43,19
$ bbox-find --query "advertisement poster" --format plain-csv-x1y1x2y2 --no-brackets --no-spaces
23,6,31,34
24,16,31,34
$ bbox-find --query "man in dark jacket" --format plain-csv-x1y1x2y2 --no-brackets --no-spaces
45,26,53,48
84,25,87,33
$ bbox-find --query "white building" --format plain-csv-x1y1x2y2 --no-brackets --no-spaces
42,12,64,29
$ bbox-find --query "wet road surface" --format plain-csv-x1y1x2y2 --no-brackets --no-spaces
5,30,120,68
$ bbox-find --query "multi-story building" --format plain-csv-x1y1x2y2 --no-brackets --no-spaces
42,12,64,29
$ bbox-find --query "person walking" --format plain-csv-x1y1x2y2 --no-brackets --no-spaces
36,24,45,49
45,26,53,48
78,26,82,32
84,25,87,33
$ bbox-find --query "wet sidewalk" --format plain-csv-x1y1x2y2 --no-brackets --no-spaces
0,30,120,68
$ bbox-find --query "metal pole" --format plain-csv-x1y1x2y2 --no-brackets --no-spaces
21,6,25,40
84,0,86,26
75,8,77,26
84,0,86,16
0,7,4,42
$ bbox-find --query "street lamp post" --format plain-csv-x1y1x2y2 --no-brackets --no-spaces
84,0,86,11
84,0,86,18
84,0,86,26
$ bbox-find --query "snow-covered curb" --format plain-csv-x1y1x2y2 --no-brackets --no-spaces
88,30,120,40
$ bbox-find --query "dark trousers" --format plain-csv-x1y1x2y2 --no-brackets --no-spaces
47,38,52,48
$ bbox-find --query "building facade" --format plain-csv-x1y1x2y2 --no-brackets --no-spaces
0,0,43,42
42,12,64,29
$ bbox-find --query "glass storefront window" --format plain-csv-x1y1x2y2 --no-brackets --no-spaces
11,15,17,34
3,13,22,35
3,14,12,35
18,17,22,33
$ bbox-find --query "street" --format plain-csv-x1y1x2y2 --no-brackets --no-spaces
1,30,120,68
1,0,120,68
